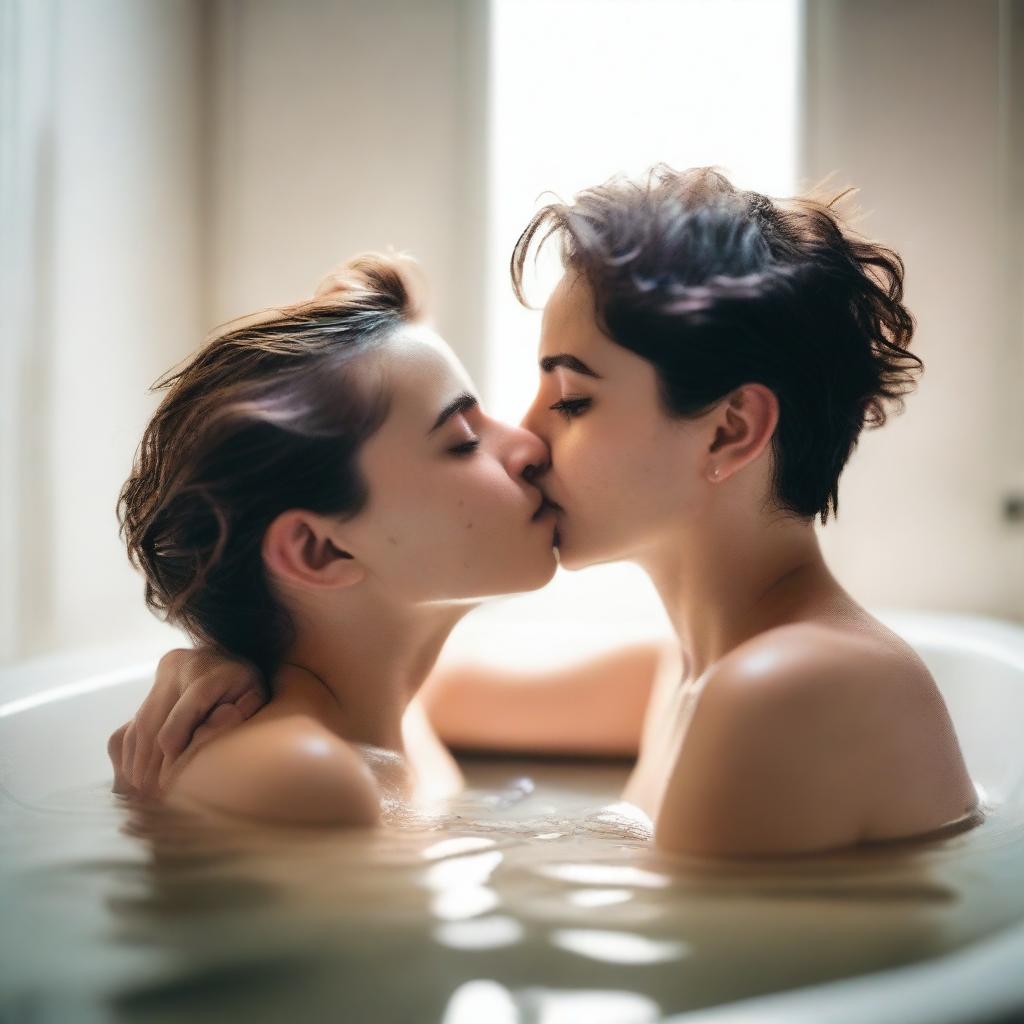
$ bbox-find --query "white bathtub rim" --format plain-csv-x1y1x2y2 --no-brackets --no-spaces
1,609,1022,725
0,659,159,721
875,607,1024,672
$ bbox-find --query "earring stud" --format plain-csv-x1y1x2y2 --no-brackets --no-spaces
709,466,720,481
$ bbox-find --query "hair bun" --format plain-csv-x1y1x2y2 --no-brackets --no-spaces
312,251,424,319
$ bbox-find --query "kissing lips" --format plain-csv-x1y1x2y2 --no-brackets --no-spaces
529,497,563,549
531,497,560,521
532,493,564,518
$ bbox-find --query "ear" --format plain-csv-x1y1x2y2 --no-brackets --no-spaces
706,383,779,479
262,510,366,590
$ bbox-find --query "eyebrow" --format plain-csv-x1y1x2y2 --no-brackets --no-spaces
428,393,479,435
539,354,603,379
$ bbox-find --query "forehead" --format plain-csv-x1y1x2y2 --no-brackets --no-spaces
537,272,667,399
377,323,474,409
539,273,605,355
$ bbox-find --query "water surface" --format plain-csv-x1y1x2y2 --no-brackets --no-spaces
0,757,1019,1023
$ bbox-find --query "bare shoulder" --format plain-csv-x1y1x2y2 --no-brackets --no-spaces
165,713,382,827
654,620,977,857
702,618,956,730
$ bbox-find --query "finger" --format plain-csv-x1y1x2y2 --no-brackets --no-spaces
108,721,128,769
157,751,180,793
234,688,268,719
155,719,226,791
155,680,228,762
131,684,182,786
154,684,221,765
128,649,200,784
138,746,166,799
199,660,265,706
132,650,229,783
187,703,244,745
112,767,135,797
207,702,244,726
121,721,138,789
108,722,130,793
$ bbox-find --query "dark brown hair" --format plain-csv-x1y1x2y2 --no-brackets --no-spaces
511,164,920,524
118,253,422,679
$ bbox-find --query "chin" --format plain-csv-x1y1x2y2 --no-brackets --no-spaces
468,549,557,599
526,550,559,589
510,547,559,592
556,550,589,572
554,536,621,573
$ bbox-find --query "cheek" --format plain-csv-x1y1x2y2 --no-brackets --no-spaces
380,465,546,597
453,464,527,536
556,417,638,498
561,416,689,527
389,463,521,553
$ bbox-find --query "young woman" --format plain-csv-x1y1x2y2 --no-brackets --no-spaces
108,252,580,825
110,166,979,856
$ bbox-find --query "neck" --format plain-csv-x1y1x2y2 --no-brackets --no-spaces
638,496,848,681
272,585,473,753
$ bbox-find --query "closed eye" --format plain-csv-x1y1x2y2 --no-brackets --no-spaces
549,397,591,420
448,437,481,456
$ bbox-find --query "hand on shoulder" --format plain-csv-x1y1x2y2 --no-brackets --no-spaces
164,713,382,828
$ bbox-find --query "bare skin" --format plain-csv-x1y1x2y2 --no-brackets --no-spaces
111,321,559,827
519,272,976,854
161,662,463,826
110,273,978,856
526,273,976,853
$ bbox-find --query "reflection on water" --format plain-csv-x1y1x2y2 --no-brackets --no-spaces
535,863,672,888
568,888,633,908
434,915,526,950
549,929,692,964
0,756,1021,1023
423,850,504,889
423,836,498,860
431,884,500,921
440,979,661,1024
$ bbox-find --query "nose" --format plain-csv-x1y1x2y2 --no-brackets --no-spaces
504,422,550,484
518,390,548,443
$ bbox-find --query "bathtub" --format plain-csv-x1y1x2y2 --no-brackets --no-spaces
1,609,1023,1024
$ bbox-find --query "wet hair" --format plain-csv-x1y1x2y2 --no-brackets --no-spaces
511,164,920,524
118,253,423,679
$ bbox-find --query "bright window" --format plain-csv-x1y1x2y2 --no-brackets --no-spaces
485,0,801,422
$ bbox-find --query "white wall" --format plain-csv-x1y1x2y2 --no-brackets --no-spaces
205,0,487,379
0,0,54,661
803,0,1024,621
1,0,204,661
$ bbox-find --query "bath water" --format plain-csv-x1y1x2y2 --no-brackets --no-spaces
0,753,1016,1024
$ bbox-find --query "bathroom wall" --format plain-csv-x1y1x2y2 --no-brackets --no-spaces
1,0,206,661
202,0,488,381
803,0,1024,621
